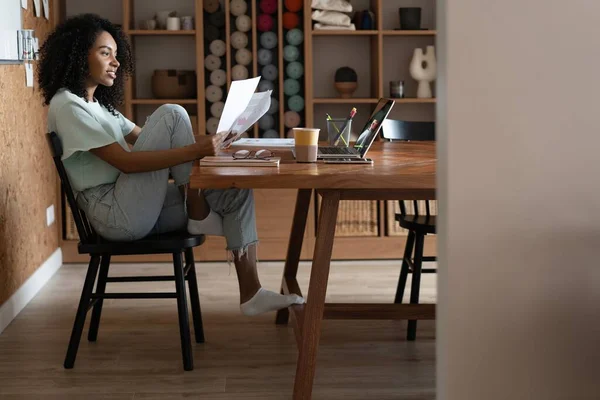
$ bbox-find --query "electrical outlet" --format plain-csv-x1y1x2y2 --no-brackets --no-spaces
46,204,55,227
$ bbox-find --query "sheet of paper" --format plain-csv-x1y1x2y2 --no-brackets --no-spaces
21,0,28,9
231,138,295,148
221,91,271,148
33,0,41,17
32,37,39,59
217,76,261,135
25,63,33,87
42,0,49,19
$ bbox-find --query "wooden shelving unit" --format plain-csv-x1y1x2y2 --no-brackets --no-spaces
60,0,436,263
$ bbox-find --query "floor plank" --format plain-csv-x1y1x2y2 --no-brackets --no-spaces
0,260,436,399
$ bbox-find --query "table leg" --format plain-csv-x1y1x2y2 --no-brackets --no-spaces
276,189,313,325
293,190,340,400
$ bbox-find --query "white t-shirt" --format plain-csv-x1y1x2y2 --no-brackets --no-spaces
47,89,135,192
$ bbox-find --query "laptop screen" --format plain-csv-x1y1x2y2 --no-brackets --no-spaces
353,99,395,157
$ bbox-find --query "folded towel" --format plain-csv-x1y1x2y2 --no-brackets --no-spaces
314,22,356,30
311,10,351,27
311,0,352,13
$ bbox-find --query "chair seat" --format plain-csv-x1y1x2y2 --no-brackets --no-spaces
79,231,205,255
395,214,436,234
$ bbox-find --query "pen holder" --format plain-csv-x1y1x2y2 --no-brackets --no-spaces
327,118,351,147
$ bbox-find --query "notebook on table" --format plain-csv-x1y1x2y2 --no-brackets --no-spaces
317,98,395,159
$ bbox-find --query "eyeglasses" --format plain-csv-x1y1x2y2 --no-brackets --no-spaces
232,149,274,160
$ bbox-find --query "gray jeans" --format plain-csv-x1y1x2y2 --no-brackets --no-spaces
77,104,258,252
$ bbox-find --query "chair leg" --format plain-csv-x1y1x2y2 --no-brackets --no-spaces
184,248,205,344
88,254,111,342
173,252,193,371
64,255,101,369
407,233,425,341
395,231,416,304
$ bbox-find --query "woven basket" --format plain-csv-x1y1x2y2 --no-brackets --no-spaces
334,200,379,237
386,200,438,236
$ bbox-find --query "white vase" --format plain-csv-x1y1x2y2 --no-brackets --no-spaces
409,46,437,98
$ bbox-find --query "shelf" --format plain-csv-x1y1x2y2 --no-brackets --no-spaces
127,30,196,36
313,98,380,104
393,98,437,103
312,30,378,36
131,99,197,105
382,30,437,36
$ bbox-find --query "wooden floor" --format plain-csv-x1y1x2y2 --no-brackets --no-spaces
0,260,436,400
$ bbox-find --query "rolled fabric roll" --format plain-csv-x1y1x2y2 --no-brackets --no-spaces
258,114,275,130
286,61,304,79
210,101,225,118
262,129,279,138
258,80,274,92
284,78,301,96
257,14,274,32
286,28,304,46
283,45,300,62
288,95,304,112
284,0,302,12
205,85,223,103
262,64,278,81
235,48,252,65
235,15,252,32
206,117,220,135
260,0,277,14
209,39,226,57
232,64,249,80
209,10,225,28
284,110,301,128
282,12,300,30
267,97,279,114
204,25,220,42
286,128,294,138
257,48,273,66
204,54,222,71
204,0,219,13
231,31,248,49
210,69,227,86
260,31,278,49
230,0,247,16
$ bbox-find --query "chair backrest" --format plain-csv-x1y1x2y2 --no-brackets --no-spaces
381,120,436,218
381,119,435,141
47,132,96,244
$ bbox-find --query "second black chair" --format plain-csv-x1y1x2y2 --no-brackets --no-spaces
381,119,436,341
47,132,206,371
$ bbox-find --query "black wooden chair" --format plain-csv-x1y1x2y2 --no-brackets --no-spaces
381,120,436,341
47,131,205,371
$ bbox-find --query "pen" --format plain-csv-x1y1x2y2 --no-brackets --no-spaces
332,107,356,146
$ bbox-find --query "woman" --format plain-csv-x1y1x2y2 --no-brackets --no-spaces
38,13,303,316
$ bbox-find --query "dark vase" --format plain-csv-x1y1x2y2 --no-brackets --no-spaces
399,7,421,30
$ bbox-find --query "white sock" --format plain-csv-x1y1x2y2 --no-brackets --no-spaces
187,209,224,236
240,288,305,316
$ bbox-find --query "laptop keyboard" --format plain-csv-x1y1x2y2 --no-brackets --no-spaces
319,147,355,155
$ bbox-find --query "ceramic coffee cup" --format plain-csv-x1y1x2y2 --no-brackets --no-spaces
293,128,320,163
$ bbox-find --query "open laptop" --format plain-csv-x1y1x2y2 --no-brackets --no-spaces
317,98,395,159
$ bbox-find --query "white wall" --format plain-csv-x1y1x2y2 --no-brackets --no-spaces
437,0,600,398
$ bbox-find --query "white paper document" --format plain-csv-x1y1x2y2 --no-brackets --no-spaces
33,0,41,17
25,63,33,87
42,0,49,19
218,76,272,149
21,0,28,10
231,138,295,148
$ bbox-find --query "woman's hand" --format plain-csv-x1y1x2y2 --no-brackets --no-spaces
194,132,227,158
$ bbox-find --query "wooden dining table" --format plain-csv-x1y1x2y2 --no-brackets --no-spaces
190,141,437,400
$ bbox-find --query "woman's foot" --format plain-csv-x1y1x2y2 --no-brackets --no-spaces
240,288,305,316
187,209,224,236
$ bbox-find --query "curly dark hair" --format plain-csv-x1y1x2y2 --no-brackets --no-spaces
37,13,133,115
